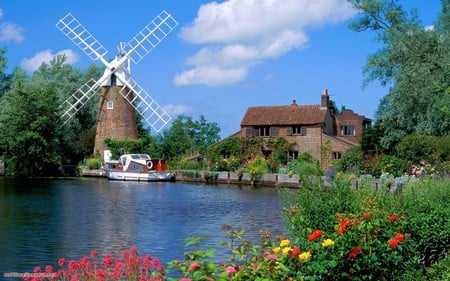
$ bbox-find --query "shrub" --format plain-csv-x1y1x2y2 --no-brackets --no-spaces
245,155,269,179
85,158,101,170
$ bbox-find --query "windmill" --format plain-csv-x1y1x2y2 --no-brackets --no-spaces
55,10,178,157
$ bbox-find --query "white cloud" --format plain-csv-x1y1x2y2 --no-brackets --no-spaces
176,0,356,87
425,25,434,31
20,49,80,72
164,103,194,116
0,9,24,43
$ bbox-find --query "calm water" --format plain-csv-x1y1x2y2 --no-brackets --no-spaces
0,178,285,275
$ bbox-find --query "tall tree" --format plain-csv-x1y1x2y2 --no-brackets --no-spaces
159,115,221,160
0,48,11,97
0,68,62,176
348,0,450,150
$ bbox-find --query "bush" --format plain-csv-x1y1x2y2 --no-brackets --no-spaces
245,155,269,179
400,178,450,267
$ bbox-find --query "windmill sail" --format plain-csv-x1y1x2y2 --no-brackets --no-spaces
122,10,178,65
118,75,171,132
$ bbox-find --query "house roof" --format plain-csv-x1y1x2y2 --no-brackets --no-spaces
240,104,327,126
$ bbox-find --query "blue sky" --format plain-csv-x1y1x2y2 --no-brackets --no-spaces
0,1,442,138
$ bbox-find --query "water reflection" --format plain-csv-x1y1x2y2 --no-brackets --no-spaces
0,178,285,274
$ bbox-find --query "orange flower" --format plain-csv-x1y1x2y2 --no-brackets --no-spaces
291,246,301,256
388,214,398,222
389,239,399,248
347,246,362,260
363,212,371,219
336,218,351,235
394,233,404,242
307,229,323,241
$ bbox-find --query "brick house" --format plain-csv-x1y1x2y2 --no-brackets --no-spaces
238,89,371,167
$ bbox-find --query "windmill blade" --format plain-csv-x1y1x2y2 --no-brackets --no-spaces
122,10,178,64
60,78,101,125
117,75,171,133
56,13,109,64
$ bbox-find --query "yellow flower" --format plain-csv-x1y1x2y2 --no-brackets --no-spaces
299,252,311,260
280,239,290,247
272,247,281,254
322,239,335,247
282,247,291,255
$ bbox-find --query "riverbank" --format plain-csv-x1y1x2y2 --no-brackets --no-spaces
81,169,302,187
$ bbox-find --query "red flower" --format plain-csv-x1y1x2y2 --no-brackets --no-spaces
307,229,323,241
389,239,399,248
90,250,98,258
347,246,362,260
336,218,351,235
388,214,398,222
102,253,113,268
363,212,371,219
58,258,66,267
291,246,301,256
394,233,404,242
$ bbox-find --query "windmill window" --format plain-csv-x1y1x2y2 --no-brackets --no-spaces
107,101,114,109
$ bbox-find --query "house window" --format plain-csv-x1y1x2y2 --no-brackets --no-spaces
257,126,271,137
288,150,299,161
332,152,342,160
340,125,356,136
292,126,307,135
107,101,114,109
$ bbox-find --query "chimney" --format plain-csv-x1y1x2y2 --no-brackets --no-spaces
321,88,329,108
291,99,297,106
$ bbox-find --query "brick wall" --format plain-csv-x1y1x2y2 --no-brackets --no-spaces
94,86,138,156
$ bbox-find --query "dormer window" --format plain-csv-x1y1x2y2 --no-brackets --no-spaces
340,125,356,136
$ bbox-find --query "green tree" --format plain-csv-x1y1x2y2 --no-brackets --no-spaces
159,115,220,160
348,0,450,150
0,68,62,176
0,47,11,97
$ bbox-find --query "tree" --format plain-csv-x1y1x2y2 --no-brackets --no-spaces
0,47,11,97
159,115,221,160
348,0,450,150
0,68,62,176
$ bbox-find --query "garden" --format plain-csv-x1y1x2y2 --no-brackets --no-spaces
24,172,449,280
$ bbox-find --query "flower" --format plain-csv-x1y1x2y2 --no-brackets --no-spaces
90,250,98,258
58,258,66,267
272,247,281,254
226,266,237,275
389,239,399,248
388,214,398,221
180,278,191,281
266,254,277,260
307,229,323,241
291,246,300,256
282,247,291,255
280,238,290,247
322,239,335,247
394,233,404,242
299,252,311,260
336,218,351,235
347,246,362,260
363,212,371,219
188,262,201,271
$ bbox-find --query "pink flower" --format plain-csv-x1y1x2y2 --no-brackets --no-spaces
226,266,237,275
58,258,66,267
180,278,191,281
90,250,98,258
266,254,277,260
188,262,201,271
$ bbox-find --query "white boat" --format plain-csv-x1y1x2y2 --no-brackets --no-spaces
103,154,175,181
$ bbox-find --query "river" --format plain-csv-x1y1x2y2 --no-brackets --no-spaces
0,178,286,276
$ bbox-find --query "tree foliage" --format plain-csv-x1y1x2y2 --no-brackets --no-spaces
348,0,450,150
159,115,221,160
0,71,62,176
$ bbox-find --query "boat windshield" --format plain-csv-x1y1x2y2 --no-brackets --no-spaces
130,154,150,160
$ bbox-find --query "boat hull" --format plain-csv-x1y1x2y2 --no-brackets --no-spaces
105,170,175,182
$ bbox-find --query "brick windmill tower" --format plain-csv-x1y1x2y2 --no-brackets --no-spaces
55,11,178,157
